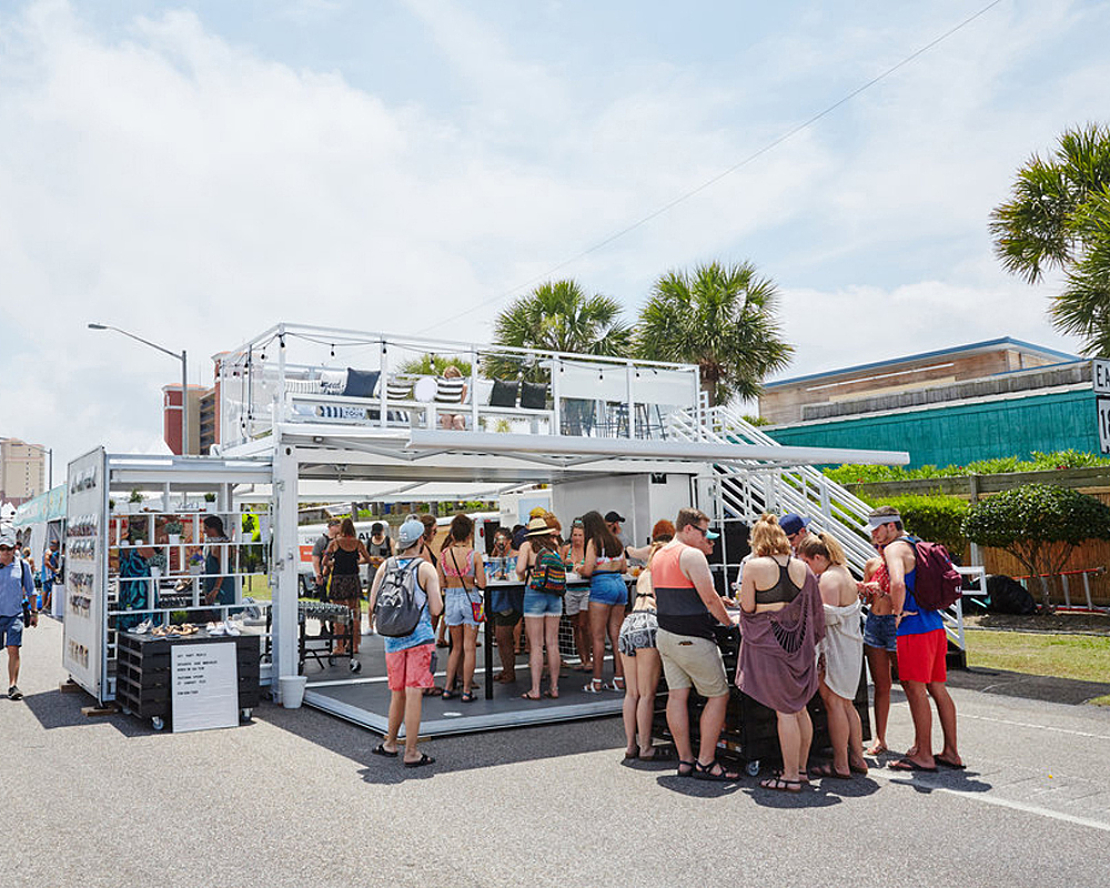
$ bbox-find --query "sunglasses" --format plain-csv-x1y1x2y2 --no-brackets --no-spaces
572,519,584,527
691,525,716,539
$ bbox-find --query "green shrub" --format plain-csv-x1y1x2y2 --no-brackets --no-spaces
962,484,1110,609
824,450,1110,486
865,494,969,555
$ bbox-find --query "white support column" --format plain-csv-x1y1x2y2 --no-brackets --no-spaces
271,439,300,701
470,348,480,432
550,355,561,436
276,324,288,425
379,340,389,429
626,362,635,439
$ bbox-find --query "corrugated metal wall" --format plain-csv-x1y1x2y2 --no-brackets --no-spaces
766,390,1098,468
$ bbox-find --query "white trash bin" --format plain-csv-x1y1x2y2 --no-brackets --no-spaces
279,675,308,709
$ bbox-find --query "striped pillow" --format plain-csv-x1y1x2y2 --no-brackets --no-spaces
435,377,466,404
386,379,413,401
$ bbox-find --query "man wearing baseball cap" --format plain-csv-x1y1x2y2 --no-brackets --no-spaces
1,530,37,700
779,513,812,553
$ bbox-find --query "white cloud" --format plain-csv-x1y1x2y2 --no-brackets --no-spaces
0,0,1106,474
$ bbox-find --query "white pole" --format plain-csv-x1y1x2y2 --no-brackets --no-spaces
272,439,300,700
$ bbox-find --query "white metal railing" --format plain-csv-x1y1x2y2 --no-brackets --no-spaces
217,323,702,449
670,404,971,650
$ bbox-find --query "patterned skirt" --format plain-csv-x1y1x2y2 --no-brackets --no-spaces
618,609,658,656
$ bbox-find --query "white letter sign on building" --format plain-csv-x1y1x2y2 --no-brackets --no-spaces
1094,361,1110,454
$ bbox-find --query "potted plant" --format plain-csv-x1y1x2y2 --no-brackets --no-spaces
128,489,143,514
188,552,205,576
148,551,167,582
165,519,183,546
200,492,216,512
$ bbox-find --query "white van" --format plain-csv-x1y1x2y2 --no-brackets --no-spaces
297,512,500,594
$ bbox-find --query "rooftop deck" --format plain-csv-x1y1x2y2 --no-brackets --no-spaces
216,324,702,451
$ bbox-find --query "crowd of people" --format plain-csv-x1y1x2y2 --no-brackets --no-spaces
312,503,964,783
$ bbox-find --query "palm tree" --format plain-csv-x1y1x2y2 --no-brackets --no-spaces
989,123,1110,355
487,279,631,381
634,261,793,406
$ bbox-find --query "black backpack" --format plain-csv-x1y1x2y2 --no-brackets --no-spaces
373,558,427,637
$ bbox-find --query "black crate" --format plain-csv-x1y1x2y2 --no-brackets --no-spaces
117,631,261,728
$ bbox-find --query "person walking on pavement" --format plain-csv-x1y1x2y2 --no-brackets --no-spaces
1,531,37,700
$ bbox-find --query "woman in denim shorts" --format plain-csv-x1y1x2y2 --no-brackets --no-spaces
859,552,898,755
617,541,669,761
580,510,628,694
437,513,487,702
518,518,565,700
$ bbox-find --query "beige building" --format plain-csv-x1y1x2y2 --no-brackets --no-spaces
0,437,46,506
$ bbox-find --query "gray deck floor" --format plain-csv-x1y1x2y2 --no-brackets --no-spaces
302,629,624,736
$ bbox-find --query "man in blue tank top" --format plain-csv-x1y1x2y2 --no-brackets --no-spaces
869,507,964,772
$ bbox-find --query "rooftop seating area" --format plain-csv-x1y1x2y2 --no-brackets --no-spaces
216,324,702,450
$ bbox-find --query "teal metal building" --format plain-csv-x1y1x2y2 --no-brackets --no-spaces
766,388,1096,469
759,339,1096,468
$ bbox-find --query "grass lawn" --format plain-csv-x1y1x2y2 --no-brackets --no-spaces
965,629,1110,693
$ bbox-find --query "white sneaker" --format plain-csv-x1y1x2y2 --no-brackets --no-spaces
206,622,226,636
223,621,241,636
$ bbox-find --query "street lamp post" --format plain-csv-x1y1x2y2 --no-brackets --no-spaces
88,324,190,455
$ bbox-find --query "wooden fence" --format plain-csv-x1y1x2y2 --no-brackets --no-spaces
848,466,1110,606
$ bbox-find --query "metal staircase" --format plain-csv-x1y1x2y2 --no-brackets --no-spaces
668,404,973,652
669,404,879,575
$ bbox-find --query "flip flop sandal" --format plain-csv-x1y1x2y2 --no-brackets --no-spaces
459,692,476,703
404,752,435,769
760,777,802,793
935,755,966,770
889,758,937,772
638,748,675,762
521,691,542,701
583,680,604,694
544,689,560,699
849,761,870,775
622,751,640,763
677,760,696,777
693,760,740,782
371,743,398,758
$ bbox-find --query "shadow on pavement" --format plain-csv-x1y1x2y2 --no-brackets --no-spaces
259,699,626,782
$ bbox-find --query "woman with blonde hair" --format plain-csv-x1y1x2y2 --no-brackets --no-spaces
797,532,867,779
737,514,825,792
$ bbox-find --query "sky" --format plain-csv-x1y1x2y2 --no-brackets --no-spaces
2,0,1108,477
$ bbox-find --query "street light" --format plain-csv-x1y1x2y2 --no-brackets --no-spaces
88,323,190,455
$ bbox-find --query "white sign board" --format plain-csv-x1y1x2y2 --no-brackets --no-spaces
63,448,107,700
1094,360,1110,394
171,642,240,733
1097,396,1110,455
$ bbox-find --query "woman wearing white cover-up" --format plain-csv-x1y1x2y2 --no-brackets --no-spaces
798,533,868,780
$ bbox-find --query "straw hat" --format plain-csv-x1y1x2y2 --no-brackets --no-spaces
524,517,552,538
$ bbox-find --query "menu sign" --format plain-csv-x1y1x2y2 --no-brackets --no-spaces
171,642,239,733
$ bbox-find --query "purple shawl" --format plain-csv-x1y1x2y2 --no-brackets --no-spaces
736,567,826,714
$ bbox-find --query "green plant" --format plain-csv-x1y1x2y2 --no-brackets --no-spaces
963,484,1110,610
635,261,793,405
170,610,188,624
129,489,143,504
164,519,183,536
865,494,970,556
741,414,771,427
989,123,1110,355
488,279,631,382
824,450,1110,485
398,355,473,377
147,551,167,571
204,492,216,503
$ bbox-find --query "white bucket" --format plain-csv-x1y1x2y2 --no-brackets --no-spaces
279,675,308,709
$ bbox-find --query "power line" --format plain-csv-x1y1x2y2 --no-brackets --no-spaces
416,0,1007,335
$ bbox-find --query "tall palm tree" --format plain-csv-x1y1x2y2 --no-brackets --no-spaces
634,261,793,406
488,279,631,380
989,123,1110,355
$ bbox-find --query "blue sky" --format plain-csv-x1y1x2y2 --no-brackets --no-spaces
1,0,1108,471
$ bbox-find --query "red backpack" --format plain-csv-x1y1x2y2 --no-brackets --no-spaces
905,537,962,611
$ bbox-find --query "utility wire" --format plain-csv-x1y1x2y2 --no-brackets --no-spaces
416,0,1007,335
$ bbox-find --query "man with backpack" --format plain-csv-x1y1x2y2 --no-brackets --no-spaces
868,506,964,772
368,517,443,768
1,531,37,700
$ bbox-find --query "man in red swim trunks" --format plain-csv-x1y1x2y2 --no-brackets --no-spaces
869,506,963,772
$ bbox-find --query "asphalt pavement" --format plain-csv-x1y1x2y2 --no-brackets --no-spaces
6,616,1110,888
